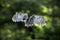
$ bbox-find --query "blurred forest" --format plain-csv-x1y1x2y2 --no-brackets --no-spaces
0,0,60,40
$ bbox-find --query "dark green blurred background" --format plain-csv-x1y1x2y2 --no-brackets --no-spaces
0,0,60,40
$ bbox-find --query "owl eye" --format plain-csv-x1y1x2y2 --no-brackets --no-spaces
12,12,28,22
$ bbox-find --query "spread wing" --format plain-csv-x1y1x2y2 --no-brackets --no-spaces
24,15,46,27
12,12,28,22
33,15,46,26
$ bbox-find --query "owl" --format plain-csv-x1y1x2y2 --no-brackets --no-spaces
12,12,47,27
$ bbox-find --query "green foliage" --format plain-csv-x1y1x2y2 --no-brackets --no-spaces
0,0,60,40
